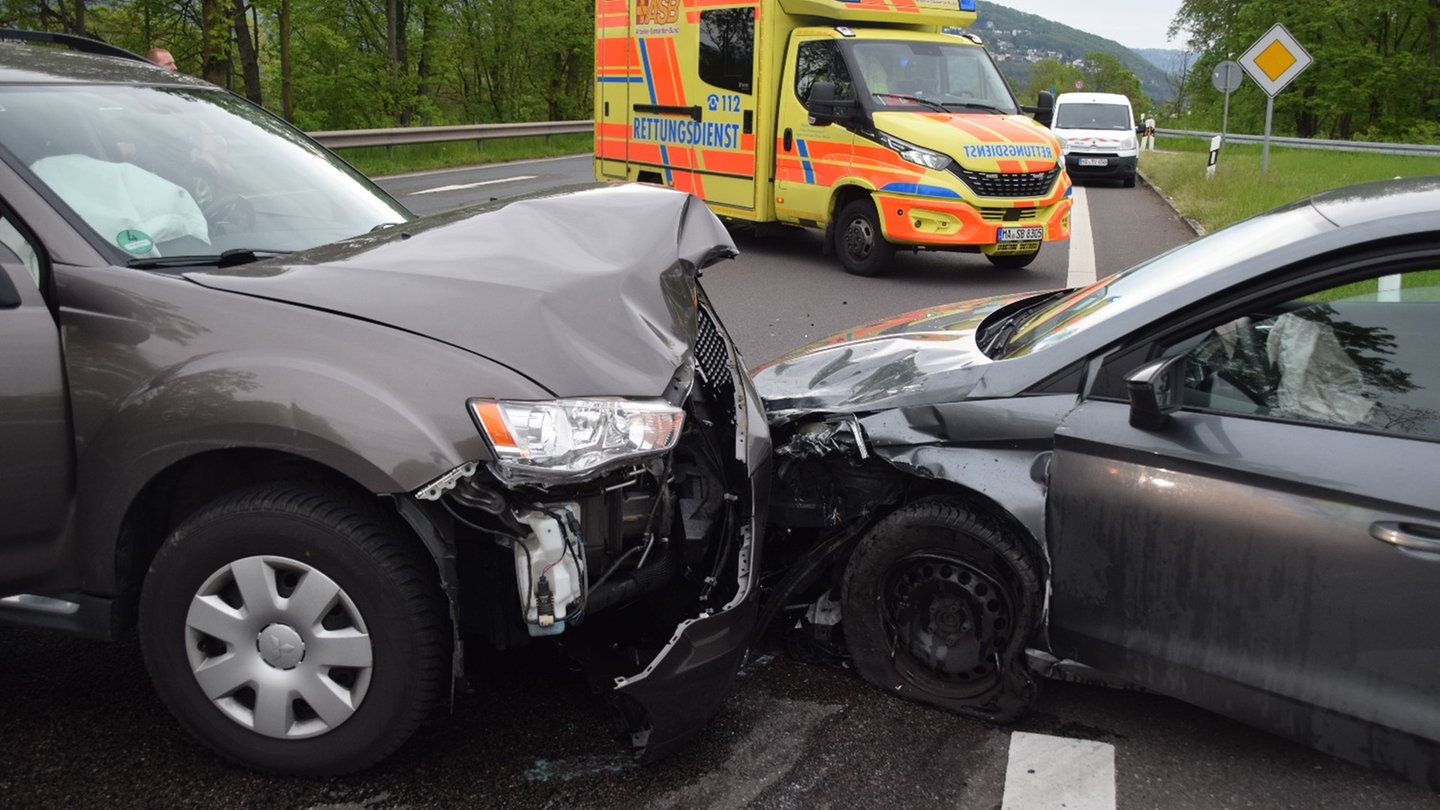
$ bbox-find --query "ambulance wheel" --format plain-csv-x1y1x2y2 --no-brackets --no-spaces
986,249,1039,270
835,198,894,276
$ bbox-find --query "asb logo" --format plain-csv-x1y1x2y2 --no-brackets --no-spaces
636,0,680,25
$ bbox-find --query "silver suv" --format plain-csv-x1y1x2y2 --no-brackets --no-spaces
0,32,769,775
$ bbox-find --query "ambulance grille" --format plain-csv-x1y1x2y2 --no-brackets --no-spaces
978,208,1039,222
695,305,734,404
952,166,1061,198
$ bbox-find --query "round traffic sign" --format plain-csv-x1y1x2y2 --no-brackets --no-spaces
1212,60,1243,93
1073,79,1085,90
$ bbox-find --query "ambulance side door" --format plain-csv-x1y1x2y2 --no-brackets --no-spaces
775,35,856,227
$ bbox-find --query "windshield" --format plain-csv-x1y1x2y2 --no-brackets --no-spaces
847,39,1018,113
0,84,410,260
1000,205,1329,357
1054,102,1131,131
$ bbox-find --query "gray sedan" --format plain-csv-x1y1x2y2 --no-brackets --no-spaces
756,177,1440,789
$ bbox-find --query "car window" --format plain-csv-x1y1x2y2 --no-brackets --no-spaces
1175,270,1440,439
0,212,40,287
0,84,409,260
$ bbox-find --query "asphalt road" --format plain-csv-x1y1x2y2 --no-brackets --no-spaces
4,158,1436,808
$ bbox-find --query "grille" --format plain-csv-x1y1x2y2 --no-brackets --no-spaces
978,207,1039,222
695,305,734,404
952,166,1061,198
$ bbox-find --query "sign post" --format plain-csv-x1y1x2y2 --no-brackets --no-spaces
1211,58,1242,153
1239,24,1313,174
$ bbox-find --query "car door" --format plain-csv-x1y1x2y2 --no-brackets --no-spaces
0,213,73,591
1045,260,1440,785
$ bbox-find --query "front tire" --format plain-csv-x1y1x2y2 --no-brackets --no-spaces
138,483,448,775
841,497,1041,722
834,198,895,276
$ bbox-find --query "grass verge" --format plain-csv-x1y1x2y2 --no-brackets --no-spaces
1138,137,1440,233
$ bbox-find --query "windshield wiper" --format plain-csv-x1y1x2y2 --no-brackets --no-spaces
979,290,1071,356
945,101,1010,115
128,248,291,270
877,94,948,113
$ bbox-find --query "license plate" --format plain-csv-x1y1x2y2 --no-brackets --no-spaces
997,226,1044,242
1078,157,1109,167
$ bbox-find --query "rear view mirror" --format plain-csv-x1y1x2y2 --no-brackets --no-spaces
1125,356,1186,430
804,81,857,124
1029,90,1054,126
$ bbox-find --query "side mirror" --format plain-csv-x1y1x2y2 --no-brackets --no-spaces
1125,356,1186,430
804,81,857,124
1032,90,1054,126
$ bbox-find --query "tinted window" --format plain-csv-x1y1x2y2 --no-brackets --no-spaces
699,8,754,94
794,40,852,102
1055,103,1132,130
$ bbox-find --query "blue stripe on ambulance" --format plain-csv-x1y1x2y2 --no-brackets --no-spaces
637,39,673,185
797,139,814,184
879,182,961,198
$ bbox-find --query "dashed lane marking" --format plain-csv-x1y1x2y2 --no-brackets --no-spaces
408,175,538,195
1002,730,1116,810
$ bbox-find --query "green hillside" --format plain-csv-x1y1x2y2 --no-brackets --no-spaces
971,3,1177,102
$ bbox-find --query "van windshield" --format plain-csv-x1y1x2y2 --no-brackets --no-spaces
846,39,1018,114
1055,102,1132,130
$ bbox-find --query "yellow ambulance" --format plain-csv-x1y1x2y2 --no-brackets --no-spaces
595,0,1072,276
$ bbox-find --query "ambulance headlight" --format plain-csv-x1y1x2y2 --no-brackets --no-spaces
878,132,953,171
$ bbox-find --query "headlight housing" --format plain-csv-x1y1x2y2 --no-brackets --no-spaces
470,397,685,482
1121,135,1138,151
877,132,953,171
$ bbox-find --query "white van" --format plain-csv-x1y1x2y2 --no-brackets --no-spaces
1050,92,1139,187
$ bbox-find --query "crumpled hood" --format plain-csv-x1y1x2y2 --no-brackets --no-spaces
873,112,1060,173
185,184,735,398
754,292,1030,418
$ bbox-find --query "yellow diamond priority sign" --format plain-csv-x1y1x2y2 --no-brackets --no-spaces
1240,23,1312,96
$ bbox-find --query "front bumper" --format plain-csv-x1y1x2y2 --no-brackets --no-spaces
1064,153,1137,179
875,191,1073,248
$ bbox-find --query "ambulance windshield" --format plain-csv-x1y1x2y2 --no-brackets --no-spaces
848,39,1018,114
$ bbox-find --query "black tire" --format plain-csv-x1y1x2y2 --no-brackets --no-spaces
138,483,449,775
841,497,1042,722
986,249,1040,270
833,198,895,276
1123,172,1138,188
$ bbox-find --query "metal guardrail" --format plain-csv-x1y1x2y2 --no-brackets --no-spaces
309,120,592,149
306,119,1440,159
1156,128,1440,157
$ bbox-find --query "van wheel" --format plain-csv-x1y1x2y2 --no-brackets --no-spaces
986,249,1040,270
841,497,1041,722
1123,172,1138,188
834,198,894,276
138,483,448,775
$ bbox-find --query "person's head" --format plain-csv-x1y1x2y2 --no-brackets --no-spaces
146,48,177,71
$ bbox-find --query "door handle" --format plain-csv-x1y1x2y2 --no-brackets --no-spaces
783,128,793,152
1370,521,1440,554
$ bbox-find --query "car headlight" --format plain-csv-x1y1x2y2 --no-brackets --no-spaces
469,397,685,481
878,132,953,171
1056,135,1069,154
1121,135,1138,151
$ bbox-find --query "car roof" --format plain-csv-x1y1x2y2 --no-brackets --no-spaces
0,38,206,88
1054,92,1131,106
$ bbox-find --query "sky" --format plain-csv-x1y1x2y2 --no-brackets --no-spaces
984,0,1188,51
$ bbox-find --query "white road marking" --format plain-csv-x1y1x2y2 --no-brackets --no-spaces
407,175,537,195
1066,186,1098,287
1002,731,1116,810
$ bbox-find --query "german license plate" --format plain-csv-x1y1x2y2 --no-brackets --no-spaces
997,226,1044,242
1078,157,1108,167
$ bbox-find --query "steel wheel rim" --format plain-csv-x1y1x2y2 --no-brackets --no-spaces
842,215,876,262
183,555,374,739
881,551,1014,699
